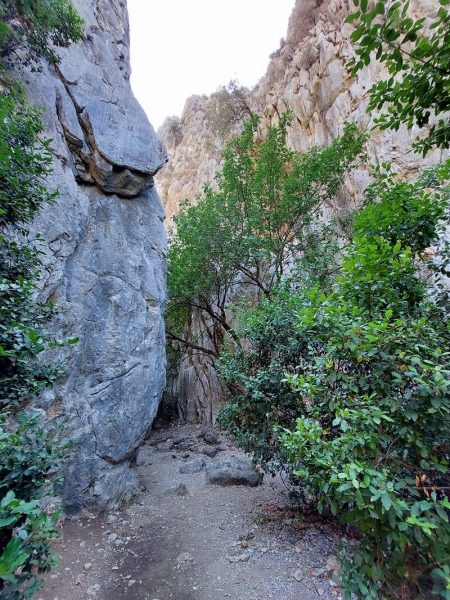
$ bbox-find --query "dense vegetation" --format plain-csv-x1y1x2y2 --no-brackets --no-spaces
0,2,82,597
167,115,366,358
168,2,450,598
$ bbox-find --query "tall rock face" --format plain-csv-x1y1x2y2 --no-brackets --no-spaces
24,0,167,511
157,0,444,424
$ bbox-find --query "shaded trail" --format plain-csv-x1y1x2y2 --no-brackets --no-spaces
40,425,344,600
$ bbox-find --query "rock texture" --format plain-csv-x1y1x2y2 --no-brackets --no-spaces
157,0,445,423
24,0,167,511
206,454,260,487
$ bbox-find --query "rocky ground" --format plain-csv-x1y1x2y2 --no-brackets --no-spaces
40,424,347,600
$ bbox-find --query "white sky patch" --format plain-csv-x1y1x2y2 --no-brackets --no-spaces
128,0,295,130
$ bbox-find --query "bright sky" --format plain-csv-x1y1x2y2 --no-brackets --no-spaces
128,0,295,131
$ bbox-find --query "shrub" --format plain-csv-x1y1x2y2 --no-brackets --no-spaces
219,161,450,598
167,114,366,359
0,414,68,599
0,76,76,600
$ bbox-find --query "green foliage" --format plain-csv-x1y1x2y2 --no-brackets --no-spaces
167,114,366,355
0,2,81,595
347,0,450,155
217,284,320,470
0,0,84,70
0,91,63,410
0,92,56,227
220,162,450,598
281,301,450,598
0,59,79,600
0,415,67,599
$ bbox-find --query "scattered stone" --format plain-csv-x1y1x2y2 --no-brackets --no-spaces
240,540,249,549
175,552,194,563
326,555,342,586
227,552,250,563
293,570,303,582
202,431,219,445
165,483,188,496
206,454,260,487
108,533,118,542
83,562,92,571
202,446,219,458
311,567,326,577
317,588,325,597
179,458,205,474
182,453,190,459
171,437,195,451
105,515,118,525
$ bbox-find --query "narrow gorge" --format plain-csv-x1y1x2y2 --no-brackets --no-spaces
1,1,449,599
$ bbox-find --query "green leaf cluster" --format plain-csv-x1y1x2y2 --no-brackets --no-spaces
0,415,68,598
0,1,82,591
347,0,450,155
0,0,84,70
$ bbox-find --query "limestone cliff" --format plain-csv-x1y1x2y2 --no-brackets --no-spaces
24,0,167,511
157,0,445,423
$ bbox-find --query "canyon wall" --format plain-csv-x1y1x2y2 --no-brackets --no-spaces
157,0,445,423
24,0,167,511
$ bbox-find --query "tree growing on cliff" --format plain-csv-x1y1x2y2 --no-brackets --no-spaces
167,114,366,359
347,0,450,155
204,80,252,139
0,0,83,69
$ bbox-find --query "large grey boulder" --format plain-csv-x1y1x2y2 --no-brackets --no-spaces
22,0,167,511
206,454,260,487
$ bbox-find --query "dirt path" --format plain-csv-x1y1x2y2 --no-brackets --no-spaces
40,424,345,600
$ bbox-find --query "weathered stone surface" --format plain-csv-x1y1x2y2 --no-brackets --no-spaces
202,446,219,458
179,458,205,474
206,455,260,487
165,484,189,497
23,0,167,511
202,431,220,446
171,437,196,451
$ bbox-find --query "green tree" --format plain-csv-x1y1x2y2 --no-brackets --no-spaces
0,0,83,70
167,114,366,358
347,0,450,155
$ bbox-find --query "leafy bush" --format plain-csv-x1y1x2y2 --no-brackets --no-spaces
220,162,450,598
0,414,67,599
0,8,80,586
204,80,251,138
